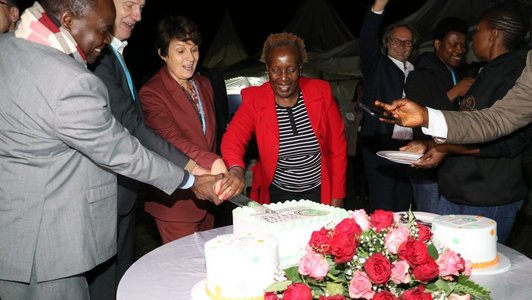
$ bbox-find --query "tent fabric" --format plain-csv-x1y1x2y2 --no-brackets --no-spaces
220,0,528,111
284,0,354,53
201,9,248,70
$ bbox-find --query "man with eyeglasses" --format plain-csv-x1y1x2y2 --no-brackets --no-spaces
0,0,18,33
358,0,418,212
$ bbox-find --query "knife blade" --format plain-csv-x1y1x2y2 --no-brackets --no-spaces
228,194,277,214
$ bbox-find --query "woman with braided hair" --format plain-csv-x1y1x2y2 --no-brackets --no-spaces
408,3,531,244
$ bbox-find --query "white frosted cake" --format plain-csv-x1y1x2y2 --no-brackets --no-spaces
431,215,498,268
199,233,279,300
232,199,350,267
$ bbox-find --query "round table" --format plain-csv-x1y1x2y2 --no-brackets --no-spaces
117,225,532,299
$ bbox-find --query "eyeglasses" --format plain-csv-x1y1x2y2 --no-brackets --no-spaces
0,0,13,7
388,38,413,48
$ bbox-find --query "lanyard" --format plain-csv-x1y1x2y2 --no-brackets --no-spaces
111,46,137,101
450,69,458,86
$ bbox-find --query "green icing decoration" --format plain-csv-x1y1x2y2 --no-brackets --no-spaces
453,237,459,244
298,209,329,216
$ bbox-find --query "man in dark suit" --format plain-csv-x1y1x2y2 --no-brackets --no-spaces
87,0,210,298
358,0,418,212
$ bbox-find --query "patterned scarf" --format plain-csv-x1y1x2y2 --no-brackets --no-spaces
14,1,87,66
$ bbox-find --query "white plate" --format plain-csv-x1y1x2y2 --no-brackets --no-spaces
377,150,423,164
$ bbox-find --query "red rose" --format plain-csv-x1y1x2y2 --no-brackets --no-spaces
416,222,432,242
330,232,357,264
319,295,346,300
400,286,433,300
412,260,439,282
264,292,280,300
374,291,400,300
283,283,313,300
398,238,431,266
370,210,395,232
309,227,333,254
335,218,362,237
364,253,392,284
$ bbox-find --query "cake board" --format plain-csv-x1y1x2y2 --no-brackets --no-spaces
471,252,511,275
191,279,209,300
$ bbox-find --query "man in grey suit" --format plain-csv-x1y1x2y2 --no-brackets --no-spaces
375,51,532,144
0,0,226,299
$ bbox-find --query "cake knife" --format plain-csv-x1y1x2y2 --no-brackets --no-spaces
228,194,278,214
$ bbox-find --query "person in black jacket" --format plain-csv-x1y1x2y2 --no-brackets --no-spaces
358,0,418,212
403,17,472,213
411,4,531,244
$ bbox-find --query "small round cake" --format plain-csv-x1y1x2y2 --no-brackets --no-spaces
431,215,498,268
202,233,278,299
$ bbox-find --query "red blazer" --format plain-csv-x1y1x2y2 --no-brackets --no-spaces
140,66,219,221
221,77,347,205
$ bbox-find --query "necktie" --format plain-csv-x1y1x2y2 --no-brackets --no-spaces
111,46,137,102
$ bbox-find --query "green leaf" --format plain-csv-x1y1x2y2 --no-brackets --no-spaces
284,266,302,282
264,280,292,293
427,243,439,260
453,276,492,300
325,282,345,297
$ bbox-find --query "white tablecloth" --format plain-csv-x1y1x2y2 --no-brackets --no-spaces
117,225,532,300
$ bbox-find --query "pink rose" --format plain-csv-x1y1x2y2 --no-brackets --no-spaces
283,283,313,300
370,210,395,232
416,222,432,242
364,253,392,284
299,250,330,280
352,209,370,231
385,226,410,254
437,249,465,280
264,292,280,300
373,291,400,300
412,260,439,282
463,259,472,276
398,238,432,267
390,260,411,284
309,228,332,255
448,293,471,300
400,286,432,300
349,270,375,300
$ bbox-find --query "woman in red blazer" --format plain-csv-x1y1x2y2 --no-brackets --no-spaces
222,33,347,207
139,15,239,243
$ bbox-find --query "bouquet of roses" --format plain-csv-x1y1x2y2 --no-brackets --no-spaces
265,209,492,300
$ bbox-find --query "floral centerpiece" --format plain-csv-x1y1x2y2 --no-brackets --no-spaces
265,209,491,300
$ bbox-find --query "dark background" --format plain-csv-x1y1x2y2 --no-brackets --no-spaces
17,0,427,84
127,0,427,83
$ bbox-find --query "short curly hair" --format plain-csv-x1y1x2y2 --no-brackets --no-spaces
259,32,308,65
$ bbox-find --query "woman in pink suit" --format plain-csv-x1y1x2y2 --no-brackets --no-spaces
222,33,347,207
139,15,239,243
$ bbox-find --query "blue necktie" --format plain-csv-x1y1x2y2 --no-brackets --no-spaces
111,46,137,101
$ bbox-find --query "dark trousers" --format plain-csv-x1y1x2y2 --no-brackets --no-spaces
269,184,321,203
361,145,413,212
87,204,136,300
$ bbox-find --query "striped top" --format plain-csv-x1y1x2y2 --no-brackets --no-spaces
272,92,321,192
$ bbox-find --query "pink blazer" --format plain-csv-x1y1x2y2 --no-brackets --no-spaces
140,66,219,221
221,77,347,204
